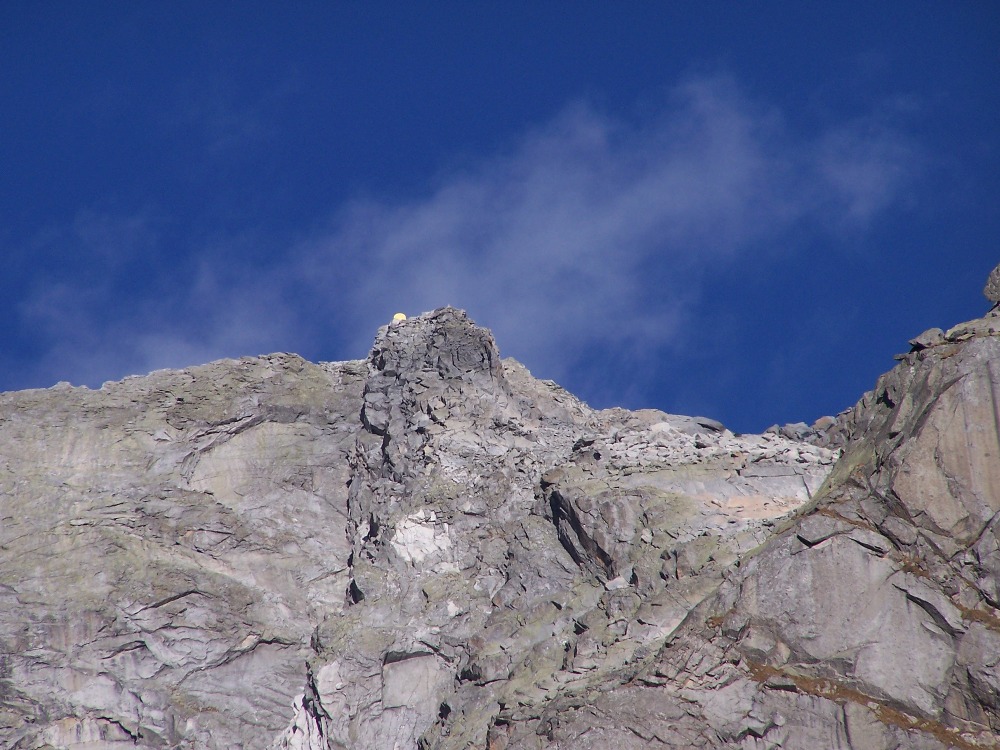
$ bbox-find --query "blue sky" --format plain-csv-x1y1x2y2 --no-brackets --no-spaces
2,3,998,432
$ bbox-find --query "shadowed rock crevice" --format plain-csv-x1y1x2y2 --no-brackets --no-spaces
547,487,616,581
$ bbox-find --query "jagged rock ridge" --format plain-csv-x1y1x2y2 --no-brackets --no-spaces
0,298,997,749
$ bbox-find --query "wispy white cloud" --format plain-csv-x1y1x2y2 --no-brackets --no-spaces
814,119,917,225
18,225,295,387
71,208,161,263
164,72,299,157
17,75,920,397
294,75,919,388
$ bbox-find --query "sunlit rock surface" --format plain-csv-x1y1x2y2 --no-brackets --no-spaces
1,303,997,749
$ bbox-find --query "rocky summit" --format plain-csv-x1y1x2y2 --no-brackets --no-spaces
1,289,999,749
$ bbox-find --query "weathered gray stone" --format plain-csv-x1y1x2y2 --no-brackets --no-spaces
984,261,1000,303
909,326,945,350
0,304,998,750
0,354,366,749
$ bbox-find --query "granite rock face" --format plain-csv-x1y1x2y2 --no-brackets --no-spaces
1,305,997,750
984,262,1000,304
0,353,366,749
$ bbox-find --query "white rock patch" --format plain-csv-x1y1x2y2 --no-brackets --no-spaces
390,508,452,563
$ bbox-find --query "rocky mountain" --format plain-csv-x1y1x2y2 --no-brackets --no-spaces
1,288,998,749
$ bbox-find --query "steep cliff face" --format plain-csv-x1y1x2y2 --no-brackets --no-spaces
0,354,367,748
0,304,997,750
272,309,837,750
516,312,1000,750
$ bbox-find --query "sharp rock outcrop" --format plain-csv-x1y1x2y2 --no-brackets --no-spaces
0,299,997,749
